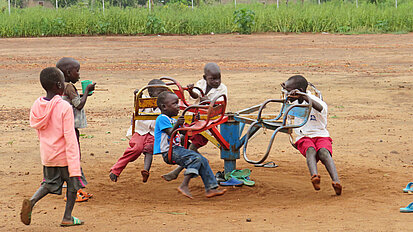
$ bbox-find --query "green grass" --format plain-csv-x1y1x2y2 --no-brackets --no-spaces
1,0,413,37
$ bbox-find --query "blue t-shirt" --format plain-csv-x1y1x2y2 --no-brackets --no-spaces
153,114,180,154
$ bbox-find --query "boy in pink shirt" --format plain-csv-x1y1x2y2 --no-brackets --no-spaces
20,67,85,227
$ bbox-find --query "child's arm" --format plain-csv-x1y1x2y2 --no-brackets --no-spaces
66,83,96,110
163,116,185,136
75,83,96,110
62,106,82,177
186,84,200,99
289,89,323,112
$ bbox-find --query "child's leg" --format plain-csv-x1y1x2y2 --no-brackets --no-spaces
61,175,86,226
306,147,321,191
141,134,155,182
317,148,339,183
317,148,342,195
62,190,77,223
162,166,184,181
110,133,145,179
143,153,153,171
21,186,49,225
195,154,226,198
178,174,195,199
141,153,152,183
170,146,226,198
306,147,318,176
30,185,49,206
75,128,81,159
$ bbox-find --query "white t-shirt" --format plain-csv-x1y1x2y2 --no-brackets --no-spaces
193,79,227,103
292,92,330,142
126,107,160,139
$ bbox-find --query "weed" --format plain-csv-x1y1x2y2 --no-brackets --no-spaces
233,8,255,34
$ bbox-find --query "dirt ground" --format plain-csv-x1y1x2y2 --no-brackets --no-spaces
1,33,413,231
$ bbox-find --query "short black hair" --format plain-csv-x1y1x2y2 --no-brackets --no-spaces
287,75,308,92
204,62,221,75
156,91,176,107
40,67,63,91
148,79,165,86
56,57,79,73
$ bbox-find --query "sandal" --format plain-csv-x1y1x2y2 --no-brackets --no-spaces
64,192,88,202
254,161,278,168
400,202,413,213
403,182,413,193
60,216,84,227
20,199,32,225
78,189,93,199
311,174,321,191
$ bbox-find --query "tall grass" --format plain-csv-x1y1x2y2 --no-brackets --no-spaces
1,0,413,37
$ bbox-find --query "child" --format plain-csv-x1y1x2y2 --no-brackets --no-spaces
57,57,95,201
21,67,85,226
109,79,167,183
154,91,227,199
282,75,342,195
161,62,227,181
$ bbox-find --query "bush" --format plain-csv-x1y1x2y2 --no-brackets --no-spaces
233,8,255,34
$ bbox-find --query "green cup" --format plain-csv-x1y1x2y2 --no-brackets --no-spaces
81,80,93,95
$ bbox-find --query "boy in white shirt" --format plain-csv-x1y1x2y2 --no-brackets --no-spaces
109,79,166,183
161,63,227,181
282,75,342,195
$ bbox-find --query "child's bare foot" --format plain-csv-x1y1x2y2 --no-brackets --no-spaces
311,174,321,190
332,182,342,195
109,172,118,182
205,188,227,198
20,199,32,225
177,186,193,199
141,170,150,183
161,173,178,182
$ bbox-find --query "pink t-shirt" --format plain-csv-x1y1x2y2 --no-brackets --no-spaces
30,95,81,177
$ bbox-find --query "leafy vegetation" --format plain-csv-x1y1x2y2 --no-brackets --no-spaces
0,0,412,37
233,8,255,34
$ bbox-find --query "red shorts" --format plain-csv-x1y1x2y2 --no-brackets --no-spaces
190,134,209,148
295,137,333,157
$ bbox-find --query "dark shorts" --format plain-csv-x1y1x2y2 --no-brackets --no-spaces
42,166,86,195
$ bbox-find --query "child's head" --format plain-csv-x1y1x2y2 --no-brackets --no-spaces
147,79,167,98
157,91,180,117
282,75,308,93
203,63,221,89
40,67,65,95
56,57,80,84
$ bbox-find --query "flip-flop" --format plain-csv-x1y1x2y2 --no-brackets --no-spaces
400,202,413,213
224,169,251,180
60,216,84,227
215,171,225,183
239,176,255,187
403,182,413,193
78,189,93,198
219,177,243,187
20,199,32,225
64,192,88,202
254,161,278,168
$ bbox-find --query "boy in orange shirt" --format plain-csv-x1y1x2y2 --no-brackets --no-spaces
21,67,85,227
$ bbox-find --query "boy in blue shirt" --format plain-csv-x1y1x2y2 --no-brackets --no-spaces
154,91,226,199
